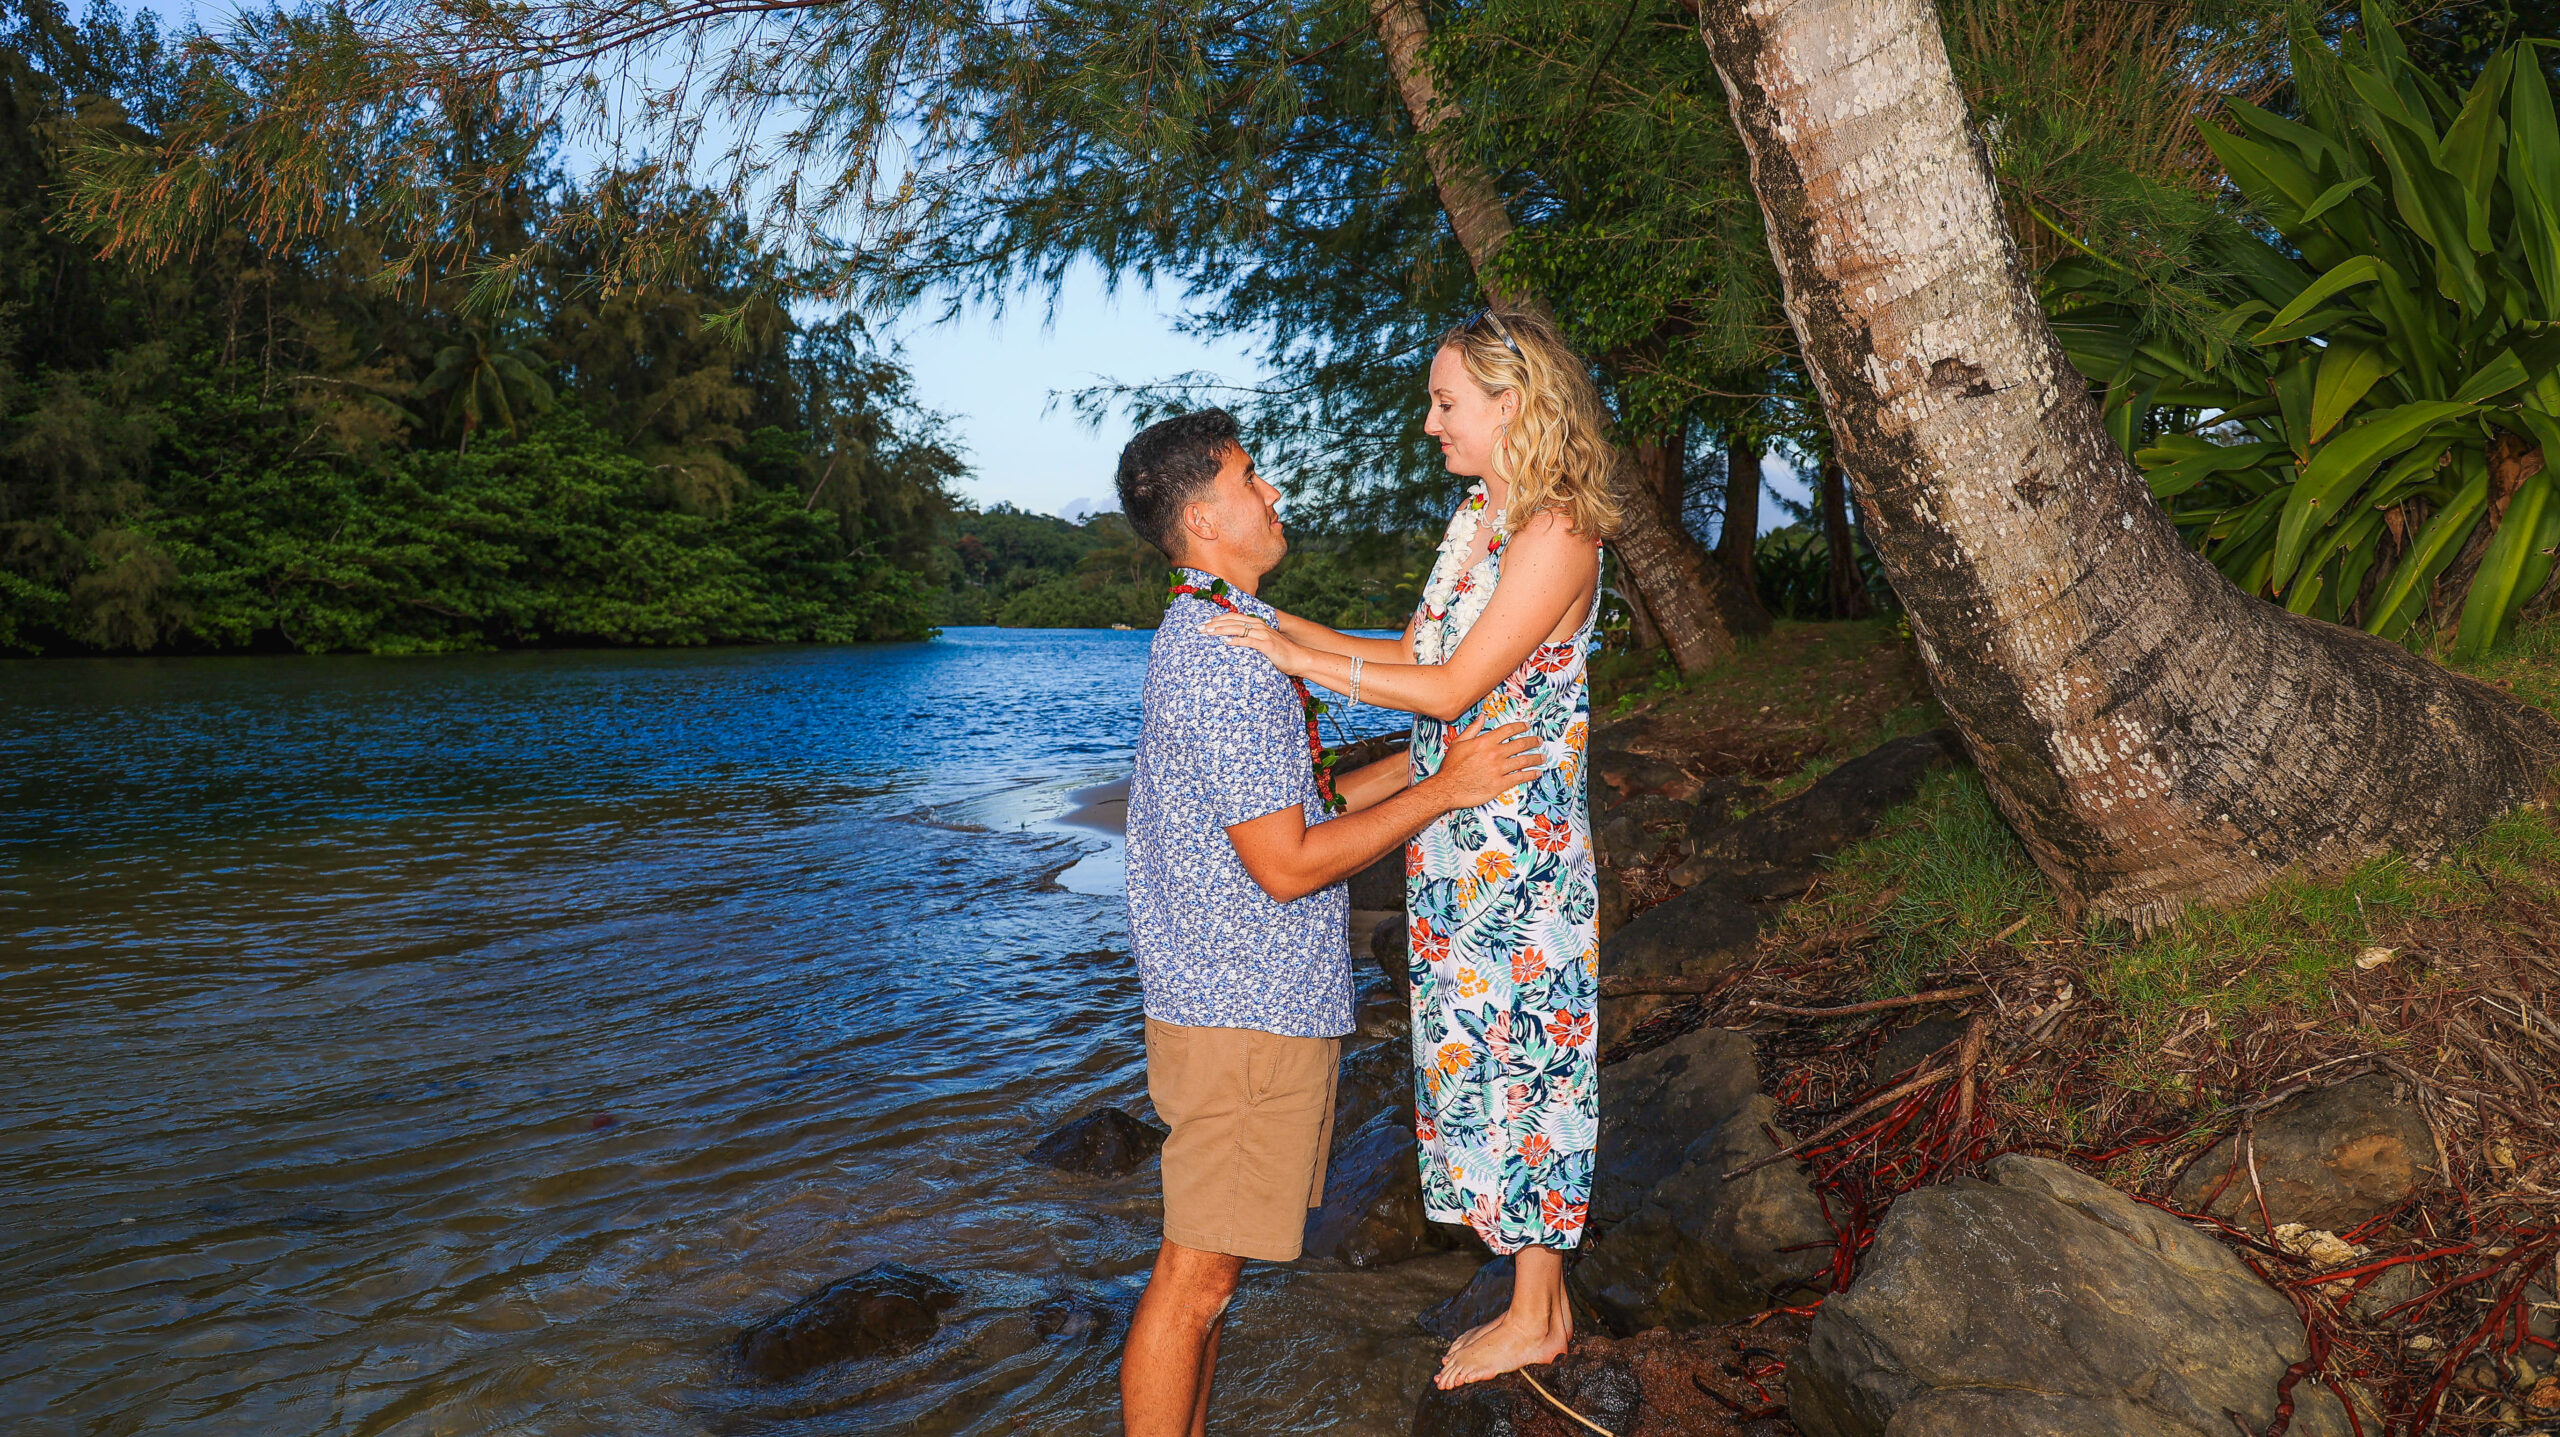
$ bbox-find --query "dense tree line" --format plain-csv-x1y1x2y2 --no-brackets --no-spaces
0,0,961,655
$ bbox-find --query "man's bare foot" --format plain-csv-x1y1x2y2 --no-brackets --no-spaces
1434,1304,1570,1389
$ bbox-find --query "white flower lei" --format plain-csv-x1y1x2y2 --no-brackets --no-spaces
1413,483,1503,665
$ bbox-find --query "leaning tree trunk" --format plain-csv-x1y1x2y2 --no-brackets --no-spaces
1372,0,1767,672
1693,0,2560,928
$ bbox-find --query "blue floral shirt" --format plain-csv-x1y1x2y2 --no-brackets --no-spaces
1125,569,1354,1039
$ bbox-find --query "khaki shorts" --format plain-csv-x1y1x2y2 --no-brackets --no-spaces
1145,1019,1342,1262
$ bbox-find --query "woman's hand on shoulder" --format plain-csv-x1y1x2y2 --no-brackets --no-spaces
1202,612,1316,677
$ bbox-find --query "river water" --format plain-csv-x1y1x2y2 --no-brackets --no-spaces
0,630,1477,1436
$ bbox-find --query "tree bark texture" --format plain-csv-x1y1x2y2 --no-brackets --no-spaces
1717,425,1762,589
1820,457,1872,619
1693,0,2560,928
1372,0,1765,673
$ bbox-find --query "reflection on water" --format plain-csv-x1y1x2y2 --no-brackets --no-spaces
0,632,1439,1436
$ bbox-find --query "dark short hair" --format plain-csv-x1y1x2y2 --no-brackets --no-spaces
1115,409,1241,558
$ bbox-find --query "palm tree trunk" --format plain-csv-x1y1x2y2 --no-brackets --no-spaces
1371,0,1766,672
1820,457,1872,619
1692,0,2560,929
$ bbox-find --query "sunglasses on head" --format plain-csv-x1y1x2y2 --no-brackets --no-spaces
1471,308,1522,355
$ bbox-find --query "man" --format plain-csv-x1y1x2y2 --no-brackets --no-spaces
1113,408,1544,1436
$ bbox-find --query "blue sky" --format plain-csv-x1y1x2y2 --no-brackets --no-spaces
881,264,1269,520
890,264,1812,527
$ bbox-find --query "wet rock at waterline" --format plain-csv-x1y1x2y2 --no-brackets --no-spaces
2168,1073,2439,1231
1371,912,1411,997
1674,730,1959,883
733,1263,962,1383
1411,1328,1790,1437
1304,1110,1445,1269
1334,1035,1411,1143
1580,1094,1832,1331
1591,1026,1758,1227
1355,982,1410,1040
1786,1155,2350,1437
1027,1107,1166,1177
1349,847,1406,911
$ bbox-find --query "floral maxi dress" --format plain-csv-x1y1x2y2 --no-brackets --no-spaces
1405,485,1600,1254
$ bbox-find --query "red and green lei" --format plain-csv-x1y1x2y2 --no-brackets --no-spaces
1166,570,1346,814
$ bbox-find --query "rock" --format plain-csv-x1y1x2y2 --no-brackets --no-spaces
1304,1110,1436,1268
1355,983,1410,1040
1334,1035,1412,1143
1409,1329,1784,1437
1786,1154,2350,1437
1594,793,1698,867
1579,1095,1832,1331
1867,1015,1968,1085
2168,1075,2439,1231
1411,1341,1644,1437
1028,1107,1166,1177
1594,750,1704,803
2348,1259,2428,1327
734,1262,962,1382
1415,1254,1605,1342
1597,877,1766,1050
1372,912,1412,996
1592,1026,1759,1227
1350,847,1407,910
1597,866,1629,940
1686,731,1959,871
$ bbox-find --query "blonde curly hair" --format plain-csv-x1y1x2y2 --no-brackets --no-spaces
1440,307,1625,539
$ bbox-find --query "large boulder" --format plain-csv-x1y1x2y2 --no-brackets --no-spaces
1303,1110,1436,1268
733,1263,962,1382
1681,731,1958,877
1597,877,1766,1050
1028,1107,1166,1177
1592,1026,1759,1227
1786,1155,2350,1437
1578,1095,1833,1331
2169,1074,2440,1231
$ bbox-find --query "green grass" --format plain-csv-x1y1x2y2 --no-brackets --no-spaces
1776,712,2560,1097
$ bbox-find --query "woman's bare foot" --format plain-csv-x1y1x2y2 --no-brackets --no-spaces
1434,1302,1570,1389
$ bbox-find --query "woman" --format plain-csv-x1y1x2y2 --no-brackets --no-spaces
1203,307,1618,1389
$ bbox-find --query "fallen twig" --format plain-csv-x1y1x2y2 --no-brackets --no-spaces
1600,972,1737,998
1724,1063,1955,1181
1520,1371,1613,1437
1746,985,1988,1020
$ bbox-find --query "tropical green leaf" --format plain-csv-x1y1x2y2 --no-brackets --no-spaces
2442,49,2513,255
2135,435,2287,498
2451,347,2532,404
2367,465,2489,642
2274,399,2479,589
2253,255,2393,342
2456,470,2558,657
2297,176,2376,226
2311,343,2396,440
2512,44,2560,311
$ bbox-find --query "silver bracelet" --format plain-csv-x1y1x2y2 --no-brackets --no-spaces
1349,655,1365,706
